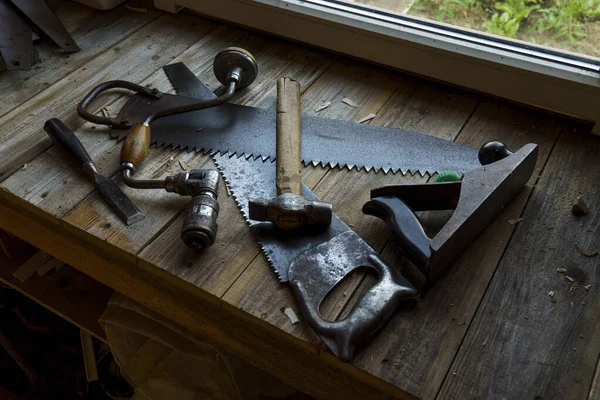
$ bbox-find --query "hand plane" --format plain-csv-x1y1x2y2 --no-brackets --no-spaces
363,141,538,288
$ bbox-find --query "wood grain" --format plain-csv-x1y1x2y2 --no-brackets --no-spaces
222,75,479,346
0,2,597,399
0,252,112,342
63,39,331,255
0,13,219,180
437,128,600,400
0,199,414,400
0,25,273,218
0,0,161,118
347,100,562,399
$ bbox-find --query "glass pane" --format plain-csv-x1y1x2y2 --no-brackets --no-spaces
343,0,600,59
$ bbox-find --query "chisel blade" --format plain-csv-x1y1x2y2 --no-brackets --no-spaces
92,172,145,226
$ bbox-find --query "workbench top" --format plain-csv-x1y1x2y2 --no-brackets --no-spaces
1,2,599,399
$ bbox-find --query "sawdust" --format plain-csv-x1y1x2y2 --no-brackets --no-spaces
357,113,377,124
281,307,299,324
315,102,331,112
342,98,359,108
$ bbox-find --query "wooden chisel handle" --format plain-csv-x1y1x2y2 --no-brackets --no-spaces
276,77,302,196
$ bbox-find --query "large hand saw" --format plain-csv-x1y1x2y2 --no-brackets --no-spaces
78,62,481,176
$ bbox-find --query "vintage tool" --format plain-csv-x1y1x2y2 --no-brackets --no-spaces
0,0,78,70
77,62,481,176
43,118,144,226
0,0,33,70
215,153,418,361
112,48,258,249
120,167,221,250
249,78,332,231
363,141,538,289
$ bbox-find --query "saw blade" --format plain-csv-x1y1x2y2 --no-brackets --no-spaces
213,153,357,282
116,92,482,176
164,62,218,100
0,0,33,70
9,0,79,52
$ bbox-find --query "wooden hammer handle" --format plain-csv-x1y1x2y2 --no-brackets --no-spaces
276,77,302,195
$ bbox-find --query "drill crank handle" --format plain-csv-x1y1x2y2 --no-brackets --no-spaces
290,253,418,361
275,77,302,196
44,118,95,171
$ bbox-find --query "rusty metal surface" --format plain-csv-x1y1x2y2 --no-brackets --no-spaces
213,153,418,360
364,143,539,288
78,62,482,176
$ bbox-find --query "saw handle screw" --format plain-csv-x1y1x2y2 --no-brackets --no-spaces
478,141,514,165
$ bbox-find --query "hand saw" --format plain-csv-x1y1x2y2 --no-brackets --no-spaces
77,62,481,176
0,0,33,70
0,0,78,70
213,153,419,360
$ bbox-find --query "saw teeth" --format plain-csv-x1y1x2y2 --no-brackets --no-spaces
259,244,285,282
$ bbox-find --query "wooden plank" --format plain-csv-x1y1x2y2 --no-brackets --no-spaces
11,250,52,282
0,13,219,180
0,0,161,118
221,77,480,346
0,24,271,218
140,59,405,308
345,100,562,399
437,128,600,400
0,199,413,400
62,40,333,255
0,252,113,342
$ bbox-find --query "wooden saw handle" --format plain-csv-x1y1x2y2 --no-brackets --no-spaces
276,77,302,195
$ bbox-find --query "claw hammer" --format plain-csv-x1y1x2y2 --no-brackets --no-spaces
249,78,332,231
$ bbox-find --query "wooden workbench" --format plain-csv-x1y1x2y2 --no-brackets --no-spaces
1,2,599,399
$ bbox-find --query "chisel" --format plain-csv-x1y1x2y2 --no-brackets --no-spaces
44,118,144,225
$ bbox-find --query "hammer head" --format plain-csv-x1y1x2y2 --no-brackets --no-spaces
248,193,332,231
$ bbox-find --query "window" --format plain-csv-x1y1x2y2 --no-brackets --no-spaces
156,0,600,132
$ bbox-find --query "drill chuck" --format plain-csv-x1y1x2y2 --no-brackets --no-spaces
180,193,220,250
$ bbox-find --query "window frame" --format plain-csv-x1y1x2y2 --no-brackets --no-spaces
154,0,600,133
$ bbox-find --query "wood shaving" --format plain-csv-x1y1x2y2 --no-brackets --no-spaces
357,113,377,124
576,244,598,257
508,218,524,226
342,97,359,107
314,102,331,112
101,106,113,118
125,5,148,12
557,268,567,274
179,159,189,171
282,307,299,324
